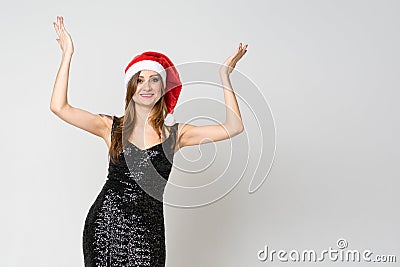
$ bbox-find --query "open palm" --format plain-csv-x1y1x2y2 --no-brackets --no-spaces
53,16,74,56
220,42,248,75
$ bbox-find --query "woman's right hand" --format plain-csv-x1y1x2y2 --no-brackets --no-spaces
53,16,74,56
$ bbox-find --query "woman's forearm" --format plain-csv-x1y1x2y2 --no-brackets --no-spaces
50,53,73,113
220,72,244,133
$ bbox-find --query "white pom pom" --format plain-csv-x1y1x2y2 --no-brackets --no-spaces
164,113,176,126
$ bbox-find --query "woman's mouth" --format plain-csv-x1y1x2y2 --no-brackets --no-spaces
140,93,154,98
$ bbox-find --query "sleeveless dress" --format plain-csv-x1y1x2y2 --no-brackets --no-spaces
82,115,178,267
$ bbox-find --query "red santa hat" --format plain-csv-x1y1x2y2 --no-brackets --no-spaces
124,51,182,126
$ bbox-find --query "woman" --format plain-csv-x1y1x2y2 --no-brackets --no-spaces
51,16,247,267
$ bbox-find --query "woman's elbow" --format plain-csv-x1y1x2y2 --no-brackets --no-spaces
232,125,244,137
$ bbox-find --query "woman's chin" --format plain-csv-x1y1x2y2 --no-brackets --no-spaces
132,99,160,107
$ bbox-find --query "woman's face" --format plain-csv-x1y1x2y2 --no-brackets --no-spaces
132,70,163,106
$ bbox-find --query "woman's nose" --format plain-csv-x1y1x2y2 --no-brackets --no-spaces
142,81,152,90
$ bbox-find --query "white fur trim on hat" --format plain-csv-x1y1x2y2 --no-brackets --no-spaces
125,60,167,88
164,113,176,126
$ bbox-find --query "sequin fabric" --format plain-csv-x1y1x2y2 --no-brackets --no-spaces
83,116,178,267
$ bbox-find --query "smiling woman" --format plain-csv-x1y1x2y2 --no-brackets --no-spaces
50,15,247,267
134,71,163,102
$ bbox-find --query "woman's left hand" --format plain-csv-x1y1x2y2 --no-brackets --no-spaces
220,42,248,76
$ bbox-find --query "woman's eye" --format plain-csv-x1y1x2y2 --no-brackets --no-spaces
137,79,142,83
152,78,159,82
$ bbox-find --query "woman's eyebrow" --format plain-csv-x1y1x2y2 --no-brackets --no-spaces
139,74,159,78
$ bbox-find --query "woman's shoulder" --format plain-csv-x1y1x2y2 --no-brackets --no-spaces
99,113,113,118
174,122,184,139
173,122,181,130
98,113,116,130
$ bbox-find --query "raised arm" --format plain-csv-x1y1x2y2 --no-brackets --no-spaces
177,43,247,149
49,16,112,142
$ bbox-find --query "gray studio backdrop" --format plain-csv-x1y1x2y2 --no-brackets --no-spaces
1,0,399,266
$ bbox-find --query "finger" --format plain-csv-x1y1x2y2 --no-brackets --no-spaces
236,43,243,54
61,16,68,33
53,22,61,36
59,18,65,32
236,44,240,53
60,16,66,31
239,46,247,56
53,22,58,33
57,16,64,32
56,16,62,32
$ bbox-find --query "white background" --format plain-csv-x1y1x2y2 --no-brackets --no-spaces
1,0,399,266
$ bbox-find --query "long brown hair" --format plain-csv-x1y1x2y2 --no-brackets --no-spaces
109,71,170,164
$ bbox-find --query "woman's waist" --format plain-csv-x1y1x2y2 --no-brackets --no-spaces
102,179,165,213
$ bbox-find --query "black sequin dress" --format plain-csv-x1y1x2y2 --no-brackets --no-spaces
82,115,178,267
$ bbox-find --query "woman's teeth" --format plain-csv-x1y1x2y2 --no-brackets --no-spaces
140,94,154,98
